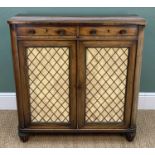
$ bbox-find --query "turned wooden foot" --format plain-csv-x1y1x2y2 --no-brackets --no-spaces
19,132,29,142
125,131,136,142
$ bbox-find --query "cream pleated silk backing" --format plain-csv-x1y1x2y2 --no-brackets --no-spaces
27,47,69,123
26,47,128,124
85,48,128,123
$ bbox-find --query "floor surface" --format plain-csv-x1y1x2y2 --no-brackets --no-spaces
0,110,154,148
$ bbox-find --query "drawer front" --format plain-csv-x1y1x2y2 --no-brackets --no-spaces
17,26,77,36
79,26,138,36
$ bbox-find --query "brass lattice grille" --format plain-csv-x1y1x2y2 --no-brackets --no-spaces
85,48,129,123
26,47,69,123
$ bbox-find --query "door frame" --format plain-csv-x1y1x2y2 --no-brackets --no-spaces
77,40,137,129
18,40,77,129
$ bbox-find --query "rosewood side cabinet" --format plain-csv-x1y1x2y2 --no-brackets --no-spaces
8,15,146,142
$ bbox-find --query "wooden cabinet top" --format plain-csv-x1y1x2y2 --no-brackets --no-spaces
8,15,146,26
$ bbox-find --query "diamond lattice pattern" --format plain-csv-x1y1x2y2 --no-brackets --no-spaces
85,48,129,123
26,47,69,123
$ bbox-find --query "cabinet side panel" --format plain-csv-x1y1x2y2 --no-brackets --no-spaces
9,24,25,128
130,26,145,128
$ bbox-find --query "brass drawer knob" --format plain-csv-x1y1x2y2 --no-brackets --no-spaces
90,29,97,35
57,29,66,36
119,29,127,34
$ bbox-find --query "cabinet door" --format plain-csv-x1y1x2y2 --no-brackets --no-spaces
78,41,137,129
18,41,76,129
